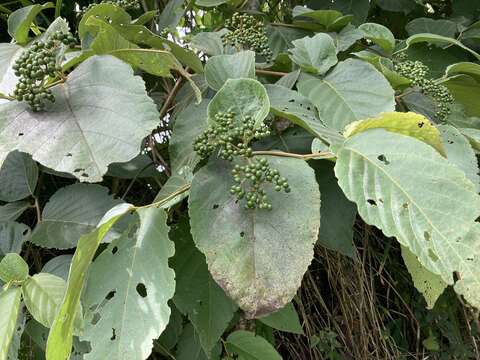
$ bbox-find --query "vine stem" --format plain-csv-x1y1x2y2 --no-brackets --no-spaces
252,150,335,160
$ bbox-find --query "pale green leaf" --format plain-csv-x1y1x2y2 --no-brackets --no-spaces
266,25,310,59
195,0,228,7
298,59,395,132
154,173,191,208
438,124,480,192
189,157,320,317
79,3,131,42
275,69,301,89
46,203,132,360
191,31,226,56
81,207,175,360
7,3,54,44
305,0,370,25
446,62,480,82
208,78,270,128
226,330,282,360
29,184,123,249
0,44,22,101
265,84,344,146
358,23,395,54
0,151,38,202
258,302,303,334
7,306,24,360
329,24,364,52
289,33,337,75
205,51,256,91
0,253,28,283
22,273,83,332
0,287,22,360
335,129,480,288
0,222,29,256
401,245,447,309
0,55,159,182
171,219,237,356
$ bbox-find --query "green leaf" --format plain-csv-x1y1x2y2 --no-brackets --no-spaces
358,23,395,54
29,184,123,249
22,273,83,332
306,0,370,25
266,25,311,59
46,203,131,360
79,3,131,42
0,222,29,256
176,324,221,360
292,7,352,31
0,287,22,360
375,0,417,13
334,129,480,288
208,79,270,128
401,245,447,309
81,207,175,360
298,59,395,132
0,55,159,182
189,157,320,317
205,51,256,91
438,124,480,192
289,33,337,75
344,112,446,155
312,161,356,258
406,18,458,38
157,0,184,31
195,0,228,7
7,306,24,360
131,10,157,26
258,302,303,334
191,31,226,56
154,173,191,208
329,24,364,52
443,74,480,117
7,3,54,44
446,62,480,82
171,219,237,356
0,253,28,283
275,69,301,89
0,201,30,223
265,84,344,146
0,44,22,99
404,33,480,61
401,90,437,121
41,255,73,281
226,330,282,360
0,151,38,202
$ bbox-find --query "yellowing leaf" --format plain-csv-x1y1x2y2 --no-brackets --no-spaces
344,112,446,156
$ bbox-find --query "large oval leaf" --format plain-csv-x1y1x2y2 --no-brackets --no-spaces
81,207,175,360
205,51,256,91
298,59,395,132
189,157,320,317
0,55,159,182
335,129,480,286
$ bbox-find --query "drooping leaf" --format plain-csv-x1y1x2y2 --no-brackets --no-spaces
438,124,480,192
329,24,364,52
298,59,395,132
29,184,123,249
0,222,29,256
312,161,356,258
358,23,395,54
41,255,73,281
265,84,344,146
189,157,320,317
344,112,445,155
0,151,38,202
205,50,256,91
171,219,237,356
46,203,132,360
22,273,83,332
7,3,55,44
0,253,28,283
176,324,221,360
446,62,480,82
195,0,229,7
406,18,458,38
0,287,22,360
226,330,282,360
208,79,270,128
0,201,30,223
0,55,160,182
401,245,447,309
257,302,303,334
335,129,480,291
288,33,337,75
81,207,175,360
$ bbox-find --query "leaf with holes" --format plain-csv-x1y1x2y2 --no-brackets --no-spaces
29,183,123,249
189,157,320,317
0,55,159,182
81,207,175,360
335,129,480,305
298,59,395,132
22,273,83,333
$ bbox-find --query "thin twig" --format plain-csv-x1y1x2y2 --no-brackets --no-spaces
159,75,184,120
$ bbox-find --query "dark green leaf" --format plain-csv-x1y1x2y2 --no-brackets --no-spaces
258,302,303,334
226,330,282,360
0,151,38,202
0,222,29,256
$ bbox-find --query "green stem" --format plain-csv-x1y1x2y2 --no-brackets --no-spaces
0,92,14,101
55,0,62,17
135,183,191,210
252,150,335,160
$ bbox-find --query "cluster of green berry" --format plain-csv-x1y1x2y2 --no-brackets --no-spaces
222,13,273,62
230,158,291,209
395,59,454,120
79,0,141,15
11,31,76,112
194,111,290,210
